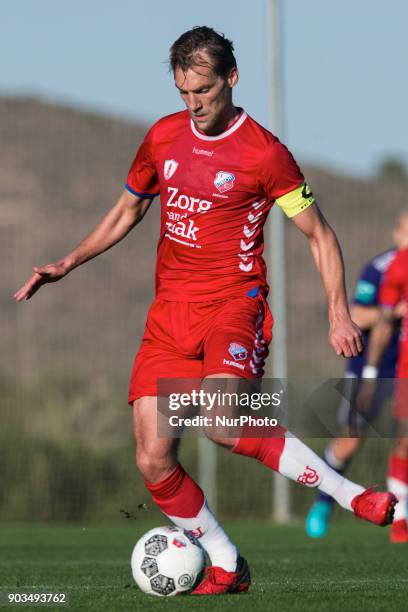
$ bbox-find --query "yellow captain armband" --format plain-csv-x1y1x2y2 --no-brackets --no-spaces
275,182,315,218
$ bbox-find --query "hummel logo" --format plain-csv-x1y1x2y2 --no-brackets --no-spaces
192,146,214,157
243,225,257,238
239,261,254,272
240,239,254,252
248,211,263,223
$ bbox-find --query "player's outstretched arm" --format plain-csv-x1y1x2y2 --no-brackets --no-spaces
14,189,153,301
291,203,363,358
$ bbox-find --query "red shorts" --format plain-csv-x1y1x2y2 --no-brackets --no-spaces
128,292,273,403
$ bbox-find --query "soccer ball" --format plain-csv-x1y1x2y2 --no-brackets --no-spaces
131,526,205,596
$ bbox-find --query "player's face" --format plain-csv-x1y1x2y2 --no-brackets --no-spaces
174,59,238,135
393,213,408,249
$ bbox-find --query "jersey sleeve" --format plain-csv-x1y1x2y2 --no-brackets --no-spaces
125,126,160,198
379,253,405,307
352,262,381,306
258,140,315,218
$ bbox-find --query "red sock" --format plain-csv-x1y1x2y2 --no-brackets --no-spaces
144,464,205,518
145,464,238,571
232,423,286,471
388,454,408,485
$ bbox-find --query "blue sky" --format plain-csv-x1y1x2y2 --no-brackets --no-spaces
1,0,406,177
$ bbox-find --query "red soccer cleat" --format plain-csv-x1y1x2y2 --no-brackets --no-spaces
351,487,397,526
390,518,408,543
191,555,251,595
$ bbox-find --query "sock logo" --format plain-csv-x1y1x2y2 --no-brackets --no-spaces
187,527,204,539
297,465,319,486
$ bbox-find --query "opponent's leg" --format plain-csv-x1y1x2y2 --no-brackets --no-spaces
133,397,239,573
306,437,362,537
388,432,408,543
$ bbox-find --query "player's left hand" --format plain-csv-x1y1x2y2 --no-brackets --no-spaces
328,318,363,358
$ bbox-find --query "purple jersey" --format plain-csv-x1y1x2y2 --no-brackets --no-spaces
347,250,400,378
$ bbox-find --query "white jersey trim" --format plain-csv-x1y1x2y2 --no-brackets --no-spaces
190,111,248,141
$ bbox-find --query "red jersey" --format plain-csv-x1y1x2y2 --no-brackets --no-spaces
126,109,312,301
380,247,408,347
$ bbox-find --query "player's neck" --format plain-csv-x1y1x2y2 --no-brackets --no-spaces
223,105,241,131
199,106,241,136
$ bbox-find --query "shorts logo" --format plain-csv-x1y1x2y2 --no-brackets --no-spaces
228,342,248,361
297,466,319,486
164,159,179,180
214,171,235,193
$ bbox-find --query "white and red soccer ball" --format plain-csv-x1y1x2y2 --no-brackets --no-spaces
131,526,205,596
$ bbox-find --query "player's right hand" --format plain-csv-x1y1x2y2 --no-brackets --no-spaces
328,317,364,358
13,262,69,301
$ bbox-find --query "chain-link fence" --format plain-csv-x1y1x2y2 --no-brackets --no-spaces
1,97,406,522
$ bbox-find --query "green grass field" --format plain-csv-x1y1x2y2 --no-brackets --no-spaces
1,521,407,611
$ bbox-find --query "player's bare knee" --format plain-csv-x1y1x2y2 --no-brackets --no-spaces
135,437,175,480
136,447,174,483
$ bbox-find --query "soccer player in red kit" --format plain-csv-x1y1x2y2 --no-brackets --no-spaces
356,213,408,542
15,27,397,594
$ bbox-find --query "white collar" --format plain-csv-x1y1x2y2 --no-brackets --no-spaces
190,111,248,141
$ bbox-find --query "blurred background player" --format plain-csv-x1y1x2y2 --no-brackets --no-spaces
357,211,408,542
306,211,408,541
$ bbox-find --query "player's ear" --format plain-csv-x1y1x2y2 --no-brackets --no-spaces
227,67,239,89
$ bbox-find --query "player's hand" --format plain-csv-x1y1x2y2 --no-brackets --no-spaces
328,317,363,358
355,379,377,414
14,261,69,301
394,300,408,319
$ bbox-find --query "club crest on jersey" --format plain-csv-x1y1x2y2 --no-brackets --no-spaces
164,159,179,180
214,171,235,193
228,342,247,361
